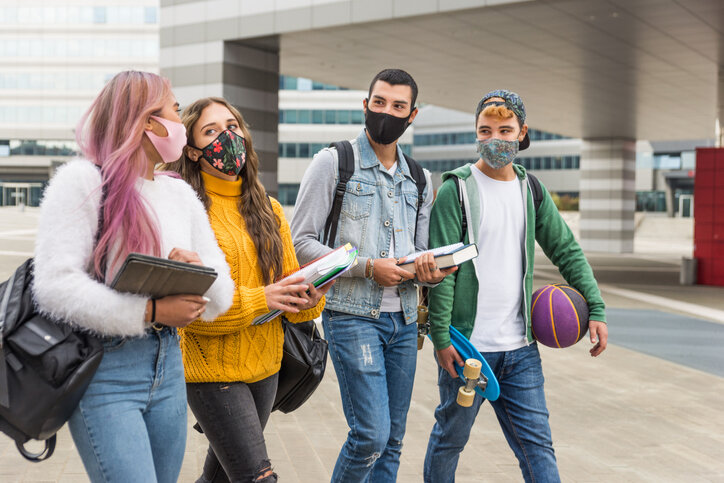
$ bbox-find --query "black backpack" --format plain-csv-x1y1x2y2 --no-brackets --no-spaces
0,260,104,461
323,140,427,247
454,172,543,241
0,176,106,461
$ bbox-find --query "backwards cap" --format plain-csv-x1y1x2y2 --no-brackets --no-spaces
475,89,530,150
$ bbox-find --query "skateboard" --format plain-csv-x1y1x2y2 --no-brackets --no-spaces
426,325,500,406
417,307,500,405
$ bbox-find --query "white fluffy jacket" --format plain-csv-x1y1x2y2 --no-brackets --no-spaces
33,159,234,337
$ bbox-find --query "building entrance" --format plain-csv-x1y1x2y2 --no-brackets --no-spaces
0,182,44,207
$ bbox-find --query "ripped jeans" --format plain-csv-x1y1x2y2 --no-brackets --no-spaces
322,310,418,483
186,374,279,483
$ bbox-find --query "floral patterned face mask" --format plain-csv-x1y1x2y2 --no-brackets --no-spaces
476,138,519,169
194,130,246,177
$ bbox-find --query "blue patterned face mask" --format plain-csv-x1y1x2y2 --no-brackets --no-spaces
476,138,519,169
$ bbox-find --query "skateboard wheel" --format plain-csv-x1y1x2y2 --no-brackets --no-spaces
462,359,482,380
457,386,475,407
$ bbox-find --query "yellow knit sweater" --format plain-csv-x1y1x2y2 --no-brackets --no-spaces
180,172,325,383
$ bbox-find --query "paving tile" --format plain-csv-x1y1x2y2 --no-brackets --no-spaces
1,207,723,482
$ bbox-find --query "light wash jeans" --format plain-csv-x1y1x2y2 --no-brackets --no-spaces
68,326,187,483
424,342,560,483
322,309,418,483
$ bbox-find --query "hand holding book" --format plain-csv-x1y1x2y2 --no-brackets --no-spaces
397,243,478,283
408,251,459,284
252,244,358,325
370,257,415,287
111,250,216,328
263,274,314,314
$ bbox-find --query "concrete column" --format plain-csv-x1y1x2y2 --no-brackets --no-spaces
579,139,636,253
161,37,280,196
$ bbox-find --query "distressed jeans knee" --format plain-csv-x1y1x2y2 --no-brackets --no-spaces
322,310,417,483
253,459,277,483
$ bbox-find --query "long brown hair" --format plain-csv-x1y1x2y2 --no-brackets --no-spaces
165,97,283,284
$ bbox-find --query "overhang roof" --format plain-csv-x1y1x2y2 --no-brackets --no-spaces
279,0,724,141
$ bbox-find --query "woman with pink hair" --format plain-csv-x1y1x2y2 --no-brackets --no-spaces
32,71,234,482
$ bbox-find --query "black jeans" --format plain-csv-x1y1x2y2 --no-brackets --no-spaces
187,373,279,483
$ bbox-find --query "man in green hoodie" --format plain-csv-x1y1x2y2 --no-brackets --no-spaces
423,89,607,483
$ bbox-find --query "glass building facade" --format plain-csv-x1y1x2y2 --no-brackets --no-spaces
0,1,159,205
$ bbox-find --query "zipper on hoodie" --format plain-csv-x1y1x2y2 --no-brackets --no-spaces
521,175,532,345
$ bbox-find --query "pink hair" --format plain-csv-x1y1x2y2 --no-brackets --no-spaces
76,71,168,278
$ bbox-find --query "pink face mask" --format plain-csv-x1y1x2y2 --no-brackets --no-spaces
145,115,187,163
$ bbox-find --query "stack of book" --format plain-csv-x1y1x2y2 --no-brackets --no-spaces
251,243,359,325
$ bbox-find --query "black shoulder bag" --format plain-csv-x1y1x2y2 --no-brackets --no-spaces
273,318,328,413
0,182,106,461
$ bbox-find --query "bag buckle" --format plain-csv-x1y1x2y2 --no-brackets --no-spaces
417,305,429,350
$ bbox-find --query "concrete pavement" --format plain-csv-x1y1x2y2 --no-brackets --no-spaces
0,207,723,482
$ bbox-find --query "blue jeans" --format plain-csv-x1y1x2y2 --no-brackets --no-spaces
322,310,418,483
68,326,187,483
424,343,560,483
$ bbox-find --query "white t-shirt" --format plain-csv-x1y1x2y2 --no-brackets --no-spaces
468,164,528,352
380,162,402,312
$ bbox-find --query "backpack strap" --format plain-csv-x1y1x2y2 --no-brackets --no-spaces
323,141,355,247
17,435,55,462
322,143,428,248
404,154,426,245
527,172,543,214
453,177,474,245
0,267,16,408
453,172,541,243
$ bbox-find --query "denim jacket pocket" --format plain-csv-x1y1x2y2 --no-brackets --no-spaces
339,181,375,250
403,191,419,239
341,181,375,220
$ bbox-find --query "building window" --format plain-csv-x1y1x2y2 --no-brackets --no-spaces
144,7,157,24
279,75,348,91
93,7,106,24
278,184,300,206
279,109,366,125
278,143,412,159
636,191,666,212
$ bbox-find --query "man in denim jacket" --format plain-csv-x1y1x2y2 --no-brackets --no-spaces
292,69,454,482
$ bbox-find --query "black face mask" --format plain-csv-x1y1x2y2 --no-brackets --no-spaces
364,100,412,145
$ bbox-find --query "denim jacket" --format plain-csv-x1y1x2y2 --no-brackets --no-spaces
291,130,433,324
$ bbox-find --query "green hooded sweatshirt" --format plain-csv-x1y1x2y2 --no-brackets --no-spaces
428,163,606,350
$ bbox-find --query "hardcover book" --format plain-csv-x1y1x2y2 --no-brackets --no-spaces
398,243,479,274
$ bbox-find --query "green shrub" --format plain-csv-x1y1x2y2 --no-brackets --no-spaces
550,192,579,211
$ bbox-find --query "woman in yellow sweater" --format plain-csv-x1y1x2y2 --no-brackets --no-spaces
167,97,330,483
